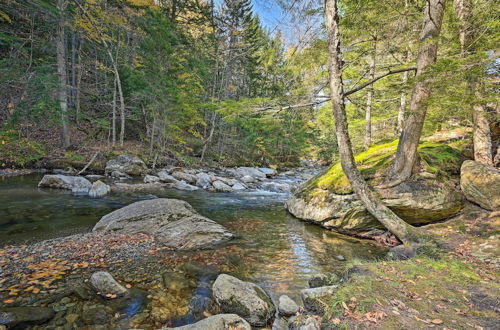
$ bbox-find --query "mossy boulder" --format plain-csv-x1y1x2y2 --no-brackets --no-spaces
285,141,464,236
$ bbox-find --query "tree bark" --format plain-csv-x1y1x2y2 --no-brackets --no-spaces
112,74,117,146
364,39,376,150
324,0,419,245
57,0,71,148
390,0,446,182
454,0,493,165
397,49,411,134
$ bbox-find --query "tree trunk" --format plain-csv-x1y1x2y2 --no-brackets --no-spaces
454,0,493,165
75,37,82,128
397,49,410,134
364,39,376,150
324,0,419,245
390,0,446,182
112,74,117,146
56,0,71,148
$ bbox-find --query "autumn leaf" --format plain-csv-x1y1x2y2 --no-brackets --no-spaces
125,284,132,289
3,299,14,304
431,319,443,325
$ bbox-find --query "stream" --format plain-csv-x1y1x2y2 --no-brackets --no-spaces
0,173,387,328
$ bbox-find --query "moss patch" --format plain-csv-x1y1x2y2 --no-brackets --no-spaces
299,140,463,197
0,133,47,167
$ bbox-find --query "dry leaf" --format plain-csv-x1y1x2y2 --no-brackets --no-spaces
431,319,443,325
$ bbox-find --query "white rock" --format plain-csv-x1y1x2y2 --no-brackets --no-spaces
89,180,110,197
90,271,127,298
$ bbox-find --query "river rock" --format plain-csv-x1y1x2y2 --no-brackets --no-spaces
90,271,127,298
460,160,500,210
161,314,251,330
232,182,246,191
172,171,197,184
38,174,92,194
195,173,212,188
144,175,160,183
300,285,337,315
212,180,233,192
233,167,266,179
174,181,199,191
260,182,292,193
278,295,299,316
212,274,275,326
0,307,55,328
308,273,338,288
89,180,110,197
105,154,147,176
93,198,234,250
240,175,255,183
157,171,178,183
110,170,132,179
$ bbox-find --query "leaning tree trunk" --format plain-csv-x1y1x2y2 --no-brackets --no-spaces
324,0,419,245
364,39,376,150
56,0,71,148
397,49,411,134
390,0,446,182
454,0,493,165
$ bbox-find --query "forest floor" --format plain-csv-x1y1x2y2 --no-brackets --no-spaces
317,205,499,330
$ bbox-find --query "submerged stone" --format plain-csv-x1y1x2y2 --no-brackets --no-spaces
0,307,55,328
161,314,251,330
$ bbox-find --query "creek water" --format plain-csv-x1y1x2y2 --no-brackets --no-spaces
0,174,387,326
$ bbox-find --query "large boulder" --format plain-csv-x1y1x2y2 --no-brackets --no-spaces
212,274,275,327
93,199,234,250
172,171,197,184
195,172,212,189
89,180,111,197
285,141,464,236
105,154,147,176
0,307,54,328
233,167,266,179
161,314,251,330
460,160,500,210
212,180,233,193
38,174,92,194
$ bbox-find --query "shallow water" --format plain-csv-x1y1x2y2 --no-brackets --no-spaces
0,174,386,322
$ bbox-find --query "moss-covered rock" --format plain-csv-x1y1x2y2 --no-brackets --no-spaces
285,141,464,236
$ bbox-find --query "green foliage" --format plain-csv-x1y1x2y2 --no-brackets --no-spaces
0,130,46,167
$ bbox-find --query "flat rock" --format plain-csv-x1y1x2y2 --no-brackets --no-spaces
0,307,55,328
38,174,92,194
144,175,160,183
460,160,500,210
172,171,198,184
93,198,234,250
213,180,233,192
174,181,199,191
157,171,178,183
161,314,251,330
233,167,266,179
212,274,275,326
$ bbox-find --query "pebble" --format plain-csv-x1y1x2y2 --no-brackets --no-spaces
336,255,345,261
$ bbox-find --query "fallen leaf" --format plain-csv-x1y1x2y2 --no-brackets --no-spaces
3,299,14,303
431,319,443,325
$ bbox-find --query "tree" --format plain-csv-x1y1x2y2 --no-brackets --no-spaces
57,0,71,148
389,0,447,183
454,0,493,165
324,0,419,245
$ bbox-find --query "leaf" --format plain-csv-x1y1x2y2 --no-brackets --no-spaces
330,317,341,325
431,319,443,325
3,299,14,303
341,301,349,310
125,284,132,289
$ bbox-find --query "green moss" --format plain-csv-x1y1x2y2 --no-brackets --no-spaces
299,140,463,198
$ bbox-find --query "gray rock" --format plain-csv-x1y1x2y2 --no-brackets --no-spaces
172,171,198,184
105,154,147,176
144,175,160,183
195,173,212,189
336,255,345,261
85,174,105,180
233,167,266,179
460,160,500,210
389,245,416,260
300,285,337,315
213,181,233,192
110,170,132,179
38,175,92,194
0,307,55,328
212,274,275,326
240,175,255,183
93,199,234,250
232,182,246,191
157,171,178,183
278,295,299,316
89,180,110,198
174,181,199,191
181,261,219,279
90,271,127,298
260,182,292,193
161,314,251,330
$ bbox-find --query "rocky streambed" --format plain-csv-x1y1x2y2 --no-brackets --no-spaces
0,164,387,329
